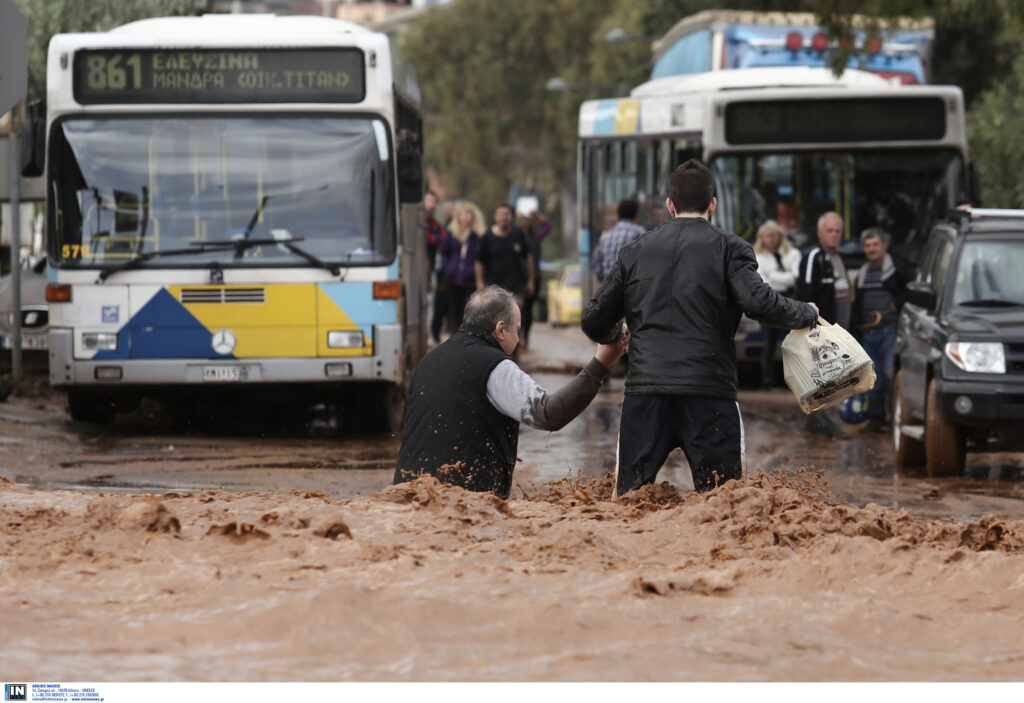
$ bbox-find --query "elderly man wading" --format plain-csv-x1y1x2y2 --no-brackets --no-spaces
394,286,629,499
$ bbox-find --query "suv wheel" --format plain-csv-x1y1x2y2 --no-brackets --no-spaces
892,370,924,470
924,378,965,477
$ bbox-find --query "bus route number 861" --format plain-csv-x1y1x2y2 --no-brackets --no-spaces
87,54,142,91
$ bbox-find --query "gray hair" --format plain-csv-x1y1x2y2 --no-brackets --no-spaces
817,211,841,231
859,227,890,246
463,285,518,331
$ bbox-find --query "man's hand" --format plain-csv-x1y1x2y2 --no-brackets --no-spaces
595,322,630,367
525,280,535,298
808,302,819,316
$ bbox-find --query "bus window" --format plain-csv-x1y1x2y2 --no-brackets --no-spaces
710,148,962,260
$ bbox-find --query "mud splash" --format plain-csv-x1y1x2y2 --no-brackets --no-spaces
2,471,1024,681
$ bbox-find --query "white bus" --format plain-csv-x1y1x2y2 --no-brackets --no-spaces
577,66,973,370
25,14,427,428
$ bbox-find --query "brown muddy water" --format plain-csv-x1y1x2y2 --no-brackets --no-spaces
2,370,1024,681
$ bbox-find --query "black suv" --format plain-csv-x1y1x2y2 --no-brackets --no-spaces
893,209,1024,476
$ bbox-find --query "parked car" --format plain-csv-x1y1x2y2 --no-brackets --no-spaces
546,264,582,327
0,259,49,354
892,209,1024,477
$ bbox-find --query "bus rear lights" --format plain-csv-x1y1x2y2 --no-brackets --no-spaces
327,331,365,348
785,32,803,52
325,362,352,378
82,332,119,351
94,366,123,381
373,281,401,299
46,284,72,302
811,33,828,52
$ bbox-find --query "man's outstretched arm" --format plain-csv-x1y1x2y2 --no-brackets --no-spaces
486,330,629,431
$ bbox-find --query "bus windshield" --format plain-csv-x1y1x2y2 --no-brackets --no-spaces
49,115,397,269
710,148,964,262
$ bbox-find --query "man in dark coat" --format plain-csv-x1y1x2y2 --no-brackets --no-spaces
581,159,817,498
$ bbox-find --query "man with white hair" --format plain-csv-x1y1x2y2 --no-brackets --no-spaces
798,211,851,329
395,285,628,499
797,211,853,437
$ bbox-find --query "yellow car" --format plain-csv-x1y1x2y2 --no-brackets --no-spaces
546,265,582,326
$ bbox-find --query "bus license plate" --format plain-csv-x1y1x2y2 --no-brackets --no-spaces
1,335,48,350
203,366,247,382
23,334,48,350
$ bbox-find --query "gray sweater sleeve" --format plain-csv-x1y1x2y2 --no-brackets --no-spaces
485,358,609,431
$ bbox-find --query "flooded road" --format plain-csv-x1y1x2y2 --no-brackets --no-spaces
3,359,1023,522
5,324,1024,682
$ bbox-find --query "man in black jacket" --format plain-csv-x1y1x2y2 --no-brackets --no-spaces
581,160,817,498
395,285,628,499
797,211,853,438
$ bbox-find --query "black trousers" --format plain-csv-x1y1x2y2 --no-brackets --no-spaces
430,273,449,342
447,285,474,335
760,324,782,386
615,394,744,496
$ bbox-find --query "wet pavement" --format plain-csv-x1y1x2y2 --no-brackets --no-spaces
1,321,1023,521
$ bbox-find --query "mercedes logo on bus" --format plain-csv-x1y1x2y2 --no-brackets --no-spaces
212,329,237,355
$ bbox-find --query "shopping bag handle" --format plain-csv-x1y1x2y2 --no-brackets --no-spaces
814,315,828,328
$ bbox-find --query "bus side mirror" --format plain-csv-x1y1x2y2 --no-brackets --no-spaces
20,102,45,178
397,152,423,204
905,281,936,311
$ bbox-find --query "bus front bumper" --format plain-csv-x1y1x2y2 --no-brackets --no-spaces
48,325,402,388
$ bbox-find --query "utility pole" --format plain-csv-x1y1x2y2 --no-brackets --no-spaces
7,114,20,382
1,0,28,384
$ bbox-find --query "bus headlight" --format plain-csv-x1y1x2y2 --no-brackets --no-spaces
945,342,1005,373
328,331,365,348
82,332,119,351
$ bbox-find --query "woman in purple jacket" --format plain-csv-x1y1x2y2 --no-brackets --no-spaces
442,201,486,334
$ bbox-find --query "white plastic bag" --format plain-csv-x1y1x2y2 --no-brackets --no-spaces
781,317,876,414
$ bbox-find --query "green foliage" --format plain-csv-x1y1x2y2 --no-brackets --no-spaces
968,55,1024,207
401,0,620,211
13,0,211,104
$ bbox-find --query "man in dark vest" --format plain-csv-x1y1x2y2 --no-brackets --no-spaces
394,285,629,499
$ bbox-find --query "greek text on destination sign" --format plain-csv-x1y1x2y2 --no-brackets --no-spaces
72,48,365,104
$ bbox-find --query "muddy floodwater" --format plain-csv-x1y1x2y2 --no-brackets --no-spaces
3,326,1024,681
4,374,1023,522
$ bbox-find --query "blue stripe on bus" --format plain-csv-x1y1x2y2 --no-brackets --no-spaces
95,287,228,360
318,282,397,337
592,100,620,135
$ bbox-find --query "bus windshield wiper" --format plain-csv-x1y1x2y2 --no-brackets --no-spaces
957,298,1024,307
97,241,238,281
199,236,341,276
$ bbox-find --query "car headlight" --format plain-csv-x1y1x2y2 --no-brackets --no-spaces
945,342,1005,373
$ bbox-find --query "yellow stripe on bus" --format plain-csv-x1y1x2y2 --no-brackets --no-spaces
316,287,372,356
614,100,640,134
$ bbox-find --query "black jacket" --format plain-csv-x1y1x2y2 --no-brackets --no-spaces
581,217,816,400
395,325,519,498
796,246,835,323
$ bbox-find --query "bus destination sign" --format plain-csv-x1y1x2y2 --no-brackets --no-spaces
725,97,947,145
72,48,365,104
